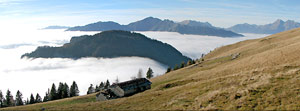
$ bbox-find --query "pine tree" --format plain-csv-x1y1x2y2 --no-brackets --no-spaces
5,89,13,107
29,94,35,104
35,93,42,103
104,80,110,89
70,81,79,97
146,68,154,79
0,90,3,108
57,82,64,99
43,91,49,102
115,76,119,84
180,61,185,68
87,84,95,94
173,64,179,70
95,85,99,92
15,90,23,106
187,60,192,66
62,83,70,98
166,67,171,73
50,83,57,100
192,60,196,64
26,98,29,105
43,88,50,102
99,82,104,89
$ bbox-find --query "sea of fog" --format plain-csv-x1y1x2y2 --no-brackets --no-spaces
0,27,269,99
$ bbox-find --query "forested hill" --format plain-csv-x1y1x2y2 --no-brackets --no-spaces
22,30,191,67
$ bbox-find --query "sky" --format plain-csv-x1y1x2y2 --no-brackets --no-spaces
0,0,299,28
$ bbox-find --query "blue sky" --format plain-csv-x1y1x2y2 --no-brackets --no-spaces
0,0,300,28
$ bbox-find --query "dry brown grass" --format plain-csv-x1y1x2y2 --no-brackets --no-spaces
3,28,300,110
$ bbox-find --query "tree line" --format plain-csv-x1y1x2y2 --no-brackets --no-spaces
0,67,156,108
166,59,198,73
0,81,79,108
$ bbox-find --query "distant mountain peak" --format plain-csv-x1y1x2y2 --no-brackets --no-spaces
140,16,162,22
274,19,284,24
179,20,213,27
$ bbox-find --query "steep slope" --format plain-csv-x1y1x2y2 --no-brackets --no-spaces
21,30,191,67
67,17,243,37
6,28,300,110
228,19,300,34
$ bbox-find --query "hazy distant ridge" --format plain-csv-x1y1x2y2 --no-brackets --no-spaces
43,26,70,29
228,19,300,34
66,17,243,37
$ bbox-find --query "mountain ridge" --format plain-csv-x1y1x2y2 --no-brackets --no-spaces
66,17,243,37
228,19,300,34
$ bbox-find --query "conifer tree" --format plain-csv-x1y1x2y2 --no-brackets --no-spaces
166,67,171,73
50,83,57,100
99,82,104,89
87,84,95,94
15,90,23,106
62,83,70,98
187,60,192,66
115,76,120,84
192,60,196,64
173,64,179,70
0,90,3,108
5,89,13,107
29,94,35,104
35,93,42,103
180,61,185,68
95,85,99,92
26,98,29,105
43,88,50,102
146,68,154,79
43,92,49,102
70,81,79,97
57,82,64,99
104,80,110,89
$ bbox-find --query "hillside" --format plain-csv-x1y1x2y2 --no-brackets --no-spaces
228,19,300,34
6,28,300,110
21,30,190,67
66,17,243,37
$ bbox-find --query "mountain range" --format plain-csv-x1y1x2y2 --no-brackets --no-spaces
22,30,191,67
228,19,300,34
66,17,243,37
